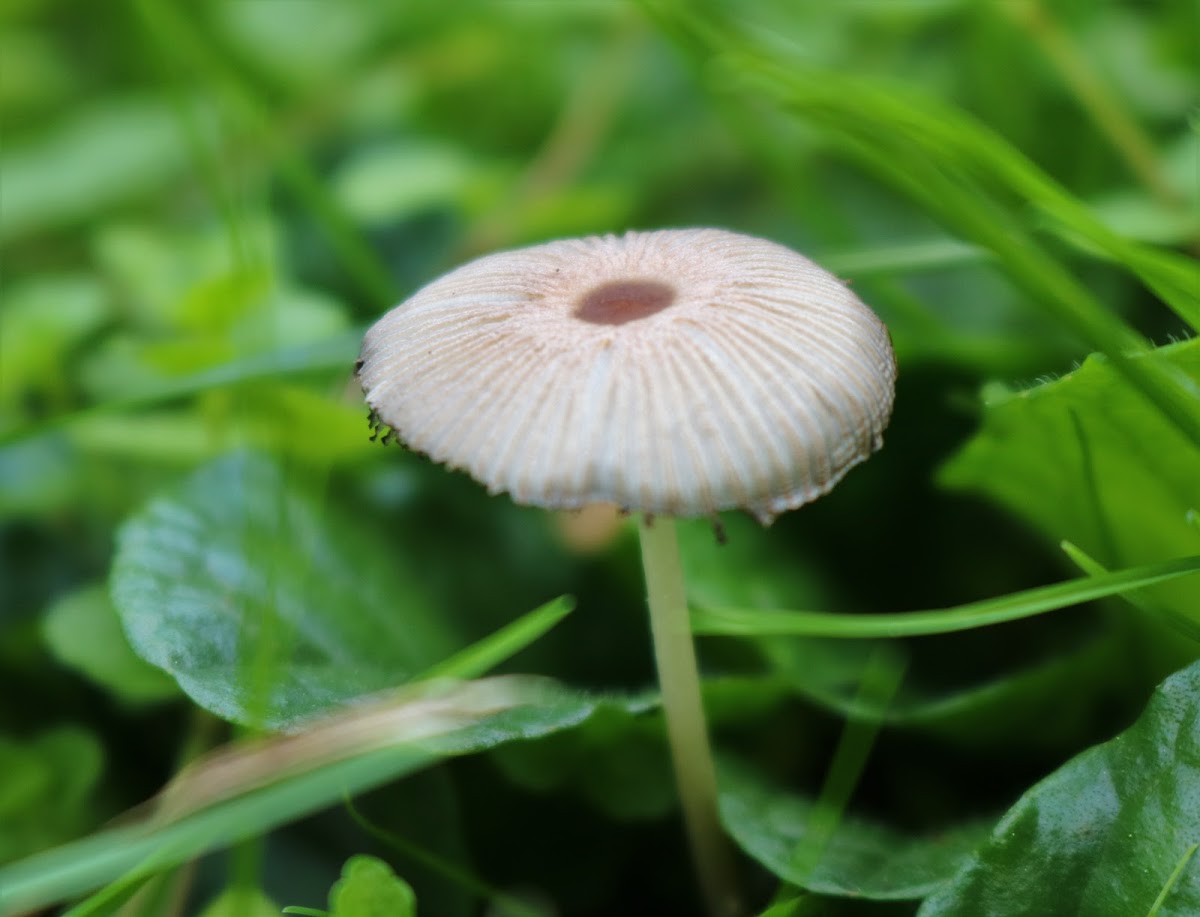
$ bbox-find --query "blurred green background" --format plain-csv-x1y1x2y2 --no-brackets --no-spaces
1,1,1198,915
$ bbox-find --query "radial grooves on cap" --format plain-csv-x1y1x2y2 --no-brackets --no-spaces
715,318,830,499
683,324,790,506
673,331,759,507
359,228,897,522
659,341,718,512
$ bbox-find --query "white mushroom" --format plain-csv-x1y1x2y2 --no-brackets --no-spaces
358,228,895,524
358,228,897,917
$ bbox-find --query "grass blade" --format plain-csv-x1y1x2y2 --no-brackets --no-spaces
415,595,576,682
1147,842,1200,917
0,679,534,916
1060,541,1200,642
691,555,1200,639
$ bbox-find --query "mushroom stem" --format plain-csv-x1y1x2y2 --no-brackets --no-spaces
638,516,740,917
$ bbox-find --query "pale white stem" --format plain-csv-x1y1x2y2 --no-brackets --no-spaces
638,515,740,917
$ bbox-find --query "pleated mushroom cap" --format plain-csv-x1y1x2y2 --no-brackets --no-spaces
358,228,896,523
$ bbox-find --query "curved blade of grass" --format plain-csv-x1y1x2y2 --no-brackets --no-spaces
818,238,991,277
0,677,604,916
720,53,1200,331
1147,843,1200,917
415,595,576,682
691,555,1200,639
1060,542,1200,643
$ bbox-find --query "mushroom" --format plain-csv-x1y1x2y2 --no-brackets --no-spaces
357,228,897,916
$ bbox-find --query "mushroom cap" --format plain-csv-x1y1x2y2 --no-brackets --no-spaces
358,228,896,524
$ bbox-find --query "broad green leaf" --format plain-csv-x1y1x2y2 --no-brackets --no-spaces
111,450,457,729
1062,541,1200,643
329,855,416,917
691,554,1200,638
0,728,103,865
0,677,629,914
718,759,991,900
918,658,1200,916
42,584,179,704
940,339,1200,636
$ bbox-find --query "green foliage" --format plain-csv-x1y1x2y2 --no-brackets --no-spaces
416,596,576,682
328,855,417,917
2,0,1197,914
42,583,179,704
0,96,192,242
491,694,672,821
0,275,108,418
719,759,990,900
111,450,456,728
282,856,419,917
0,728,103,864
919,658,1200,916
691,553,1200,638
198,886,280,917
941,339,1200,644
0,678,631,913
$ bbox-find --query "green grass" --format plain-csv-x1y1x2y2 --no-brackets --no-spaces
1,1,1197,915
